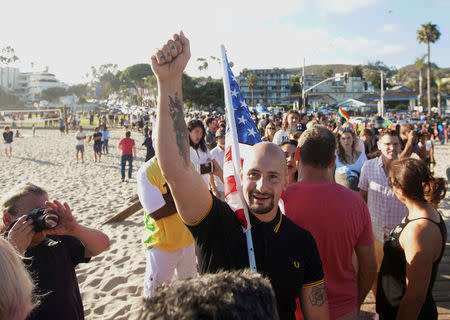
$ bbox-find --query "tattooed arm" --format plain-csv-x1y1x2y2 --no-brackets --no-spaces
300,283,330,320
150,31,212,224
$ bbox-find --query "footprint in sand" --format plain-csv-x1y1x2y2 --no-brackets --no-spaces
101,276,127,292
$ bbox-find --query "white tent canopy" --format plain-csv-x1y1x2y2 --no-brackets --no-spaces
337,99,367,108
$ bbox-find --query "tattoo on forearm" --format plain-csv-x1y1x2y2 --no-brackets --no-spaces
168,93,189,169
308,284,327,307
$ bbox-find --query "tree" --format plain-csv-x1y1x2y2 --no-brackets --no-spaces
350,65,363,78
322,68,334,78
197,58,208,72
41,87,68,102
414,55,426,106
0,46,19,65
120,63,153,99
246,73,258,107
290,76,301,95
68,84,90,98
417,22,441,115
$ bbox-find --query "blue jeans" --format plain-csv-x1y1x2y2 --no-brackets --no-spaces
102,139,109,153
121,154,133,180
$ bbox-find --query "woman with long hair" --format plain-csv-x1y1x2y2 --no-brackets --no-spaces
272,110,300,145
261,121,277,142
279,140,298,185
376,158,447,320
188,120,213,185
334,128,366,190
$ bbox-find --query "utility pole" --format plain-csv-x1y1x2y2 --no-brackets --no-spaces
380,71,384,117
301,57,305,112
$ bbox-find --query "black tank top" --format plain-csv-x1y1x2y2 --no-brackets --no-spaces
376,213,447,320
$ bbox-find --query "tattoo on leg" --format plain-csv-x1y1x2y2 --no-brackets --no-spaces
168,93,189,169
308,284,327,307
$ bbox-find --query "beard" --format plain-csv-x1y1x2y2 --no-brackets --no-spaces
247,190,275,215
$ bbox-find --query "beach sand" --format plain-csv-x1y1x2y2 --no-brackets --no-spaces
0,128,448,320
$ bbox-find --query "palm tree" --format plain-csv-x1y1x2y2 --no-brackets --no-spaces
417,22,441,115
246,73,258,107
414,55,425,106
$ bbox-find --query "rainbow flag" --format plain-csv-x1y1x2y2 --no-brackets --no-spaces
383,118,391,128
337,106,350,120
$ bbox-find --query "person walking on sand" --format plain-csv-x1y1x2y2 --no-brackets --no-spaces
118,131,136,182
3,126,13,157
75,126,87,163
91,127,103,162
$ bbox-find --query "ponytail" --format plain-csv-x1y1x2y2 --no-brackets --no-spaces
424,177,447,208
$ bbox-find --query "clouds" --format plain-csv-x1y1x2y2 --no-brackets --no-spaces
313,0,381,14
381,23,398,32
0,0,429,84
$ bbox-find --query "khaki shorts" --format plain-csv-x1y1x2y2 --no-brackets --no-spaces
4,142,12,149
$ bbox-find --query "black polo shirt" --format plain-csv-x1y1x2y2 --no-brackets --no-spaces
186,195,324,320
24,235,90,320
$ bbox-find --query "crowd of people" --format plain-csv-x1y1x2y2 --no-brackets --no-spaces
0,30,449,320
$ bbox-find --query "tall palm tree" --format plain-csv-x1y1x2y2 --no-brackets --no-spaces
246,73,258,107
414,55,425,107
417,22,441,115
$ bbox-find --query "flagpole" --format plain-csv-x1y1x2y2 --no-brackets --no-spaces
220,45,257,272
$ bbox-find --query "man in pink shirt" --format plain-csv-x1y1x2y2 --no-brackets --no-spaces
118,131,136,182
283,125,377,320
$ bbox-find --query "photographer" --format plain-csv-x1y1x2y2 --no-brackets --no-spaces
398,123,427,161
1,183,110,320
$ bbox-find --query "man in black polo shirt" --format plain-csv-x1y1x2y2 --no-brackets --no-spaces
1,183,110,320
151,31,330,320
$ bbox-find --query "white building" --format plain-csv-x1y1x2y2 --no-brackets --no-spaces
0,67,21,93
302,74,375,103
24,72,68,102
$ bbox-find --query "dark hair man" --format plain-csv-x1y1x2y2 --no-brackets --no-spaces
1,183,110,320
3,126,13,156
141,269,279,320
118,131,136,182
205,117,217,150
150,31,329,320
358,129,408,297
283,125,376,319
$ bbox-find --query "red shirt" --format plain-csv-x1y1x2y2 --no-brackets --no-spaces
118,137,135,155
282,181,374,319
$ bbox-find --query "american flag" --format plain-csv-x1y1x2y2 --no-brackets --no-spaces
221,47,262,230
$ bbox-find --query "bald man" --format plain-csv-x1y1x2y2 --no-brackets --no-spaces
151,31,329,320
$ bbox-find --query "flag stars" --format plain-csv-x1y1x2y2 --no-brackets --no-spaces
247,128,257,137
237,115,247,125
231,88,238,98
240,100,248,108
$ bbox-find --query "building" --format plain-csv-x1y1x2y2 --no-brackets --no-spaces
301,74,375,106
238,68,300,106
0,67,21,93
237,68,376,108
24,72,68,102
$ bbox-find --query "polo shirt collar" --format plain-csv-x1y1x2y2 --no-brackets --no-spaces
250,208,283,234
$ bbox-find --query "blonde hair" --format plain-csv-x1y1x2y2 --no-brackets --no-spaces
0,183,48,232
0,237,35,320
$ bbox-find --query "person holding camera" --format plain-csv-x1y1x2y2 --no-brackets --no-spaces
1,183,110,320
398,123,427,161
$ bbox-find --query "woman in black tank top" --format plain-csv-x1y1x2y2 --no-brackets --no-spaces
376,158,447,320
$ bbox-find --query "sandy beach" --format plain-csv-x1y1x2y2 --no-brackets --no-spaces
0,128,449,320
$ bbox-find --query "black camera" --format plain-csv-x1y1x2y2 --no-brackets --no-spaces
415,128,424,139
27,207,59,232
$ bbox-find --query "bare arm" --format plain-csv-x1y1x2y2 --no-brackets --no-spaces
396,222,439,320
359,189,368,203
151,32,211,225
355,244,377,309
300,283,330,320
429,143,434,163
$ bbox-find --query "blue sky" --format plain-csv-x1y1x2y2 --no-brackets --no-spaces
1,0,448,84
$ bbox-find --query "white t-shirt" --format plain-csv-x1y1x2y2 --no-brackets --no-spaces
190,146,212,185
210,145,225,192
273,130,289,145
75,131,86,146
335,150,367,176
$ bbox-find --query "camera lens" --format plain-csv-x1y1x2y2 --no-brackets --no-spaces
43,213,59,229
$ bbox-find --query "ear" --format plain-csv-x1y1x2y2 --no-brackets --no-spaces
327,155,336,169
2,213,14,228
